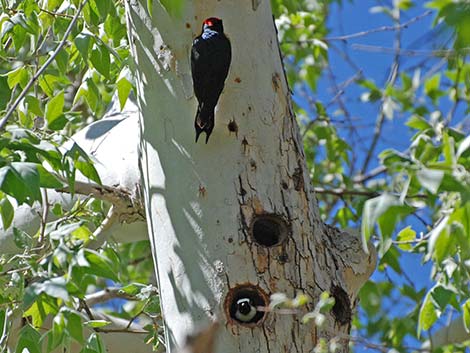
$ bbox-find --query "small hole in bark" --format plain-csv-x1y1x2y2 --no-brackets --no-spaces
331,285,351,325
225,284,267,326
228,120,238,133
250,214,288,247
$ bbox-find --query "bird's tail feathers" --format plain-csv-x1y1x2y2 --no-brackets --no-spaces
195,104,215,144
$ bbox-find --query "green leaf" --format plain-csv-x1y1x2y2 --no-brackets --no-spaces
380,246,402,274
83,1,101,26
74,77,99,111
396,226,415,251
84,320,111,328
463,299,470,332
0,162,41,205
13,227,33,249
418,291,438,336
6,66,30,89
36,165,64,188
65,143,101,185
0,76,11,110
24,95,43,116
48,313,66,352
38,74,61,97
45,91,65,129
24,295,59,327
74,32,93,60
83,333,106,353
47,0,64,11
361,194,401,252
0,196,14,229
434,225,456,262
147,0,153,17
428,215,449,259
116,68,132,110
64,309,84,343
55,48,70,74
83,249,118,281
416,167,444,194
424,74,440,95
457,134,470,158
90,43,111,79
93,0,112,20
121,283,147,296
15,324,42,353
406,115,431,131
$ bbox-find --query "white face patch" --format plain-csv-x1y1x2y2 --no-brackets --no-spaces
234,298,257,322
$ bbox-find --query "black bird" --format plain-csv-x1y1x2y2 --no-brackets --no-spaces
191,17,232,143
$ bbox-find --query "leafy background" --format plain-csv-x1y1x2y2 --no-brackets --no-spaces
1,0,470,352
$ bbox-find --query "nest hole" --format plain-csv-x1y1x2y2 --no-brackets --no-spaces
225,284,268,326
331,285,351,325
250,214,288,247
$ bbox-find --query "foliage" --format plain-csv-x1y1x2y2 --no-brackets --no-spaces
0,1,157,352
1,0,470,352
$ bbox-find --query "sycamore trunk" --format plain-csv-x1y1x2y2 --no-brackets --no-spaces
126,1,375,352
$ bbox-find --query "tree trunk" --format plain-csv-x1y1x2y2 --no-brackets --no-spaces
126,0,376,352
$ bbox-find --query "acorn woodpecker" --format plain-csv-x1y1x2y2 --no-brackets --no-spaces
191,17,232,143
234,298,257,322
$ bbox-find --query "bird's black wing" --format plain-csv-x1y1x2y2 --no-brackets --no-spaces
191,34,231,106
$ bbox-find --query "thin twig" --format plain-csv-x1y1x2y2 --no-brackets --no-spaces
94,327,148,334
85,287,139,306
0,308,11,348
351,44,470,57
323,10,432,42
87,206,118,249
445,63,462,125
361,10,402,174
0,0,88,131
314,186,427,199
314,187,379,198
79,298,95,320
126,307,146,330
354,165,387,183
39,7,74,18
38,189,49,245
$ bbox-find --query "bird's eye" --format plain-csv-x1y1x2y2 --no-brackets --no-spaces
234,298,257,323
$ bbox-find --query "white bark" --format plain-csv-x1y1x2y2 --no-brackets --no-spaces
126,1,376,352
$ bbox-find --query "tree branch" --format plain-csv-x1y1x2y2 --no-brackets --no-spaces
351,44,470,58
85,287,141,306
323,10,432,43
56,180,145,224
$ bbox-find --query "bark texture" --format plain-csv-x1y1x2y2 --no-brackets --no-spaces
126,0,376,352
